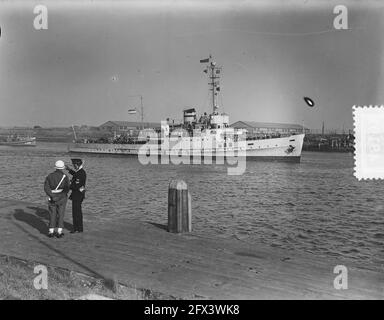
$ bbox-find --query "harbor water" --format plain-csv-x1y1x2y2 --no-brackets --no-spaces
0,142,383,271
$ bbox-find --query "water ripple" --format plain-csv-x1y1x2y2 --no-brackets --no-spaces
0,144,383,270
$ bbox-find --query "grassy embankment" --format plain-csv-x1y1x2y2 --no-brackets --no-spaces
0,255,152,300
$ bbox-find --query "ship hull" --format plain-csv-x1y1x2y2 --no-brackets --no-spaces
68,134,304,162
0,140,36,147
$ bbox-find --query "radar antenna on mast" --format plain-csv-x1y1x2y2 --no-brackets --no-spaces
201,55,222,114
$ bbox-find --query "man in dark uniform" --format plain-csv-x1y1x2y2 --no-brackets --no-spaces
66,158,86,233
44,160,70,238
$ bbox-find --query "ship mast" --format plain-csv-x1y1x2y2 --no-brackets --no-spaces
202,55,221,114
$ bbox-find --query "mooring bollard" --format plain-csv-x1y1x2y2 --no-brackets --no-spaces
168,180,192,233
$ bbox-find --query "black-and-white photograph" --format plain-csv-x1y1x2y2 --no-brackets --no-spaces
0,0,383,306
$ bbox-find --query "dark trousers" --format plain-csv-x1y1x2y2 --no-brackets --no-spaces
48,197,67,229
72,194,84,232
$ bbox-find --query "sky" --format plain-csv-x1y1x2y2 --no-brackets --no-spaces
1,0,384,131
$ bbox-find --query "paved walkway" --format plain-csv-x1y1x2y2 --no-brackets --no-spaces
0,198,383,299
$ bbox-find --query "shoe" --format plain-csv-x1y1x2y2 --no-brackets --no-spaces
48,232,55,238
55,232,64,238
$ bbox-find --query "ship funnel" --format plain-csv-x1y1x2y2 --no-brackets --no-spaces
183,108,197,125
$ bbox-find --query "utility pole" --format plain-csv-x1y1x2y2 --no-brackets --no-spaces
140,95,144,130
128,94,144,130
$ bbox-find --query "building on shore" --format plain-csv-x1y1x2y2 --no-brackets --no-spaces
230,121,308,137
99,121,160,133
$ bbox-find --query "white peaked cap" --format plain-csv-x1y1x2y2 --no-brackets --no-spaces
55,160,65,170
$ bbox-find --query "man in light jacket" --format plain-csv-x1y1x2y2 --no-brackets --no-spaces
44,160,70,238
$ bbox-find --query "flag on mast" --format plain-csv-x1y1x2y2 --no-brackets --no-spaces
200,57,210,63
128,109,137,114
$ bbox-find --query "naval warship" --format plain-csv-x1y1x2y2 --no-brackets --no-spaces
68,56,304,162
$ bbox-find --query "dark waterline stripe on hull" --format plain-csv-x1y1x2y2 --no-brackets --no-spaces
68,150,301,163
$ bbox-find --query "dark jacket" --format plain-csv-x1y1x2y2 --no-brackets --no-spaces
44,170,70,202
68,168,86,200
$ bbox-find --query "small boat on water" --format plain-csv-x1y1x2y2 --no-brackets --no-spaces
0,135,36,147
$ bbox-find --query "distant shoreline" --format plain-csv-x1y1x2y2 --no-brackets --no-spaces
1,127,355,153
